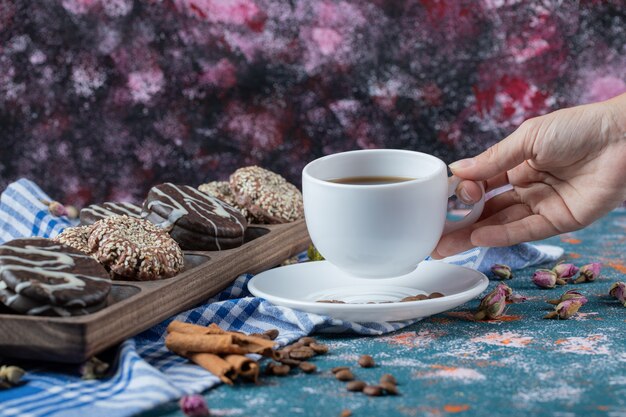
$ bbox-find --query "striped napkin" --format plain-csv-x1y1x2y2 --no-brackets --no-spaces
0,179,562,417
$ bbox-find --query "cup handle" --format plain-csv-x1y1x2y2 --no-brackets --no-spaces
443,176,485,234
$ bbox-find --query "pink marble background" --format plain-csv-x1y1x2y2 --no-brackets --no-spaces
0,0,624,206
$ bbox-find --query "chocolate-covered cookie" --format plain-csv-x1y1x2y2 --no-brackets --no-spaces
88,216,184,280
80,202,142,225
229,166,304,223
142,183,247,250
0,238,111,308
0,281,106,316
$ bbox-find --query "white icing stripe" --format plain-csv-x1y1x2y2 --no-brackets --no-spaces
147,184,246,249
82,202,141,219
0,243,109,304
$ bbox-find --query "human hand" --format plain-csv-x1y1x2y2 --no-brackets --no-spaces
433,93,626,258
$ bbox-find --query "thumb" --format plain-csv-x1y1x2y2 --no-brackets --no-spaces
449,120,537,181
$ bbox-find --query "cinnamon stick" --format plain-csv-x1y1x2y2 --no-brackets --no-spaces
224,354,260,383
167,321,226,335
188,353,236,385
165,333,247,356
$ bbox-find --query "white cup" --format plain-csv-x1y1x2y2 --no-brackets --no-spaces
302,149,485,278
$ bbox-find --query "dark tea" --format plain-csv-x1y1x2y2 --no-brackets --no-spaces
327,176,415,185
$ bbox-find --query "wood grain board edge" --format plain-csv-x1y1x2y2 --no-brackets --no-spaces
0,220,311,363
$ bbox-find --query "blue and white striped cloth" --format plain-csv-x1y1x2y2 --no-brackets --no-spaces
0,179,562,417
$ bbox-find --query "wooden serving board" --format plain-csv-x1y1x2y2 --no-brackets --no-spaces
0,221,311,363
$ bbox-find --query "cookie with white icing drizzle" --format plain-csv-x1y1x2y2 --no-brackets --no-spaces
0,280,107,316
88,216,184,280
142,183,247,251
229,166,304,223
0,238,111,308
80,202,142,225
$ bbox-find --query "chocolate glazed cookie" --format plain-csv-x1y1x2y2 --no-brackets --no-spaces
142,183,247,251
80,202,143,225
0,238,111,309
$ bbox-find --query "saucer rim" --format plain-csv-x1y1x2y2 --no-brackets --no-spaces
248,260,489,310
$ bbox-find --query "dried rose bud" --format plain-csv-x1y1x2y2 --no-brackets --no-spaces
179,394,210,417
552,263,579,279
506,292,528,304
574,263,602,284
532,269,559,288
544,298,585,320
474,283,512,320
490,264,512,280
546,289,587,306
48,201,68,217
65,205,79,219
0,365,25,385
609,282,626,307
307,244,325,261
80,357,109,380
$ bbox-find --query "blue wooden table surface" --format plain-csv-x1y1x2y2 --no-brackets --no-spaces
140,210,626,417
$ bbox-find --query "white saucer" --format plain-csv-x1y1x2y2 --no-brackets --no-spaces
248,261,488,322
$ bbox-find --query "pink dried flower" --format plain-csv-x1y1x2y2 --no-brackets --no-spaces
506,292,528,304
609,282,626,307
544,298,585,320
532,269,560,288
552,263,579,279
48,201,68,217
546,289,587,306
179,395,210,417
474,283,512,320
491,264,512,280
574,263,602,284
65,205,79,219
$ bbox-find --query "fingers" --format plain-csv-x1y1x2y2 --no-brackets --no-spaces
456,180,483,204
480,190,521,219
471,214,560,247
433,203,532,258
449,119,538,181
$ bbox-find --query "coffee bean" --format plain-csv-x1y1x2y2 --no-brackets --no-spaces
264,329,279,340
380,381,399,395
271,364,290,376
346,380,366,392
429,292,445,299
277,354,301,367
289,346,315,360
309,343,329,354
379,374,397,385
335,369,354,381
331,366,350,374
363,385,383,396
358,354,375,368
298,336,316,346
298,362,317,373
400,294,429,302
340,410,352,417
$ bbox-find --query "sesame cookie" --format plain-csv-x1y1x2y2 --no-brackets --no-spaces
53,225,93,254
0,238,111,308
142,183,247,251
229,166,304,223
197,181,252,222
88,216,184,281
80,202,143,225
